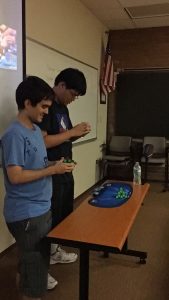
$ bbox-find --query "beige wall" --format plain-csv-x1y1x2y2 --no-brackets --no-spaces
26,0,107,196
0,169,15,253
0,0,107,253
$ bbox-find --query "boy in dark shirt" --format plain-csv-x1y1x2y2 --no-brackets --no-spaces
39,68,91,275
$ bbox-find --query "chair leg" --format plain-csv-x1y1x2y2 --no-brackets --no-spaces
163,147,169,191
144,158,148,183
166,148,168,185
164,163,168,190
103,161,108,178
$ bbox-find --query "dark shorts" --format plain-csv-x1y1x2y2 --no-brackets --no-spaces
7,210,52,298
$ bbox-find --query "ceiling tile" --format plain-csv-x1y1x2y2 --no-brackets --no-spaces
93,8,129,21
80,0,169,29
119,0,167,6
81,0,121,10
134,15,169,28
106,18,135,30
126,3,169,18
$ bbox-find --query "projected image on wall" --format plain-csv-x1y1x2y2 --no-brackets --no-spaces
0,0,25,136
0,23,17,70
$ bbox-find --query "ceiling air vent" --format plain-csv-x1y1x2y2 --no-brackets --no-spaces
125,3,169,19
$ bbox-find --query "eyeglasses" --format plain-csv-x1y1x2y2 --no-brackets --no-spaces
69,89,79,99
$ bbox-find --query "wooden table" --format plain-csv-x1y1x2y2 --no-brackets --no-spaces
48,181,150,300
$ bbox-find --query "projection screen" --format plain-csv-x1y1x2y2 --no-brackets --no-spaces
0,0,25,136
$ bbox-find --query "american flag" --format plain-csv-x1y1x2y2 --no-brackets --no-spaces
100,39,115,97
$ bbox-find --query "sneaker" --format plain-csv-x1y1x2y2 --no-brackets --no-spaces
50,246,78,265
47,273,58,290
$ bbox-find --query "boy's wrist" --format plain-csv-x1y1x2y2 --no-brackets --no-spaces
68,128,74,138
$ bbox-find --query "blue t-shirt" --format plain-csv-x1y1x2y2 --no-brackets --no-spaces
1,121,52,222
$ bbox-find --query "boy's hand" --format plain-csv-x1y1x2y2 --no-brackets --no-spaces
52,158,76,174
71,122,91,137
63,158,77,165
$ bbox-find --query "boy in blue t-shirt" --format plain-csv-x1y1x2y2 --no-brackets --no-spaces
1,76,75,300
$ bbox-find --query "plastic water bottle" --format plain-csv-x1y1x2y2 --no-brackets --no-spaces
133,162,141,185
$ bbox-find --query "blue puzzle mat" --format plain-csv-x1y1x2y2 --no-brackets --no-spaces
88,182,133,208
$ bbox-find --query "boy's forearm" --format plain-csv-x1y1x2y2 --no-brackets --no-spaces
7,165,56,184
43,130,73,148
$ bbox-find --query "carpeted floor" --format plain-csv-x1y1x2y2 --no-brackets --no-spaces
0,183,169,300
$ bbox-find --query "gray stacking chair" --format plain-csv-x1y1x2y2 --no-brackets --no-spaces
141,136,166,183
102,135,132,178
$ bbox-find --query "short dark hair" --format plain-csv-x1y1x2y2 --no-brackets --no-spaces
54,68,87,95
16,76,55,110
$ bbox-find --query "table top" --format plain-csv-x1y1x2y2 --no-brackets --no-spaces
48,181,150,251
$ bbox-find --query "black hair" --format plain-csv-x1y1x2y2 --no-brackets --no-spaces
16,76,55,110
54,68,87,95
